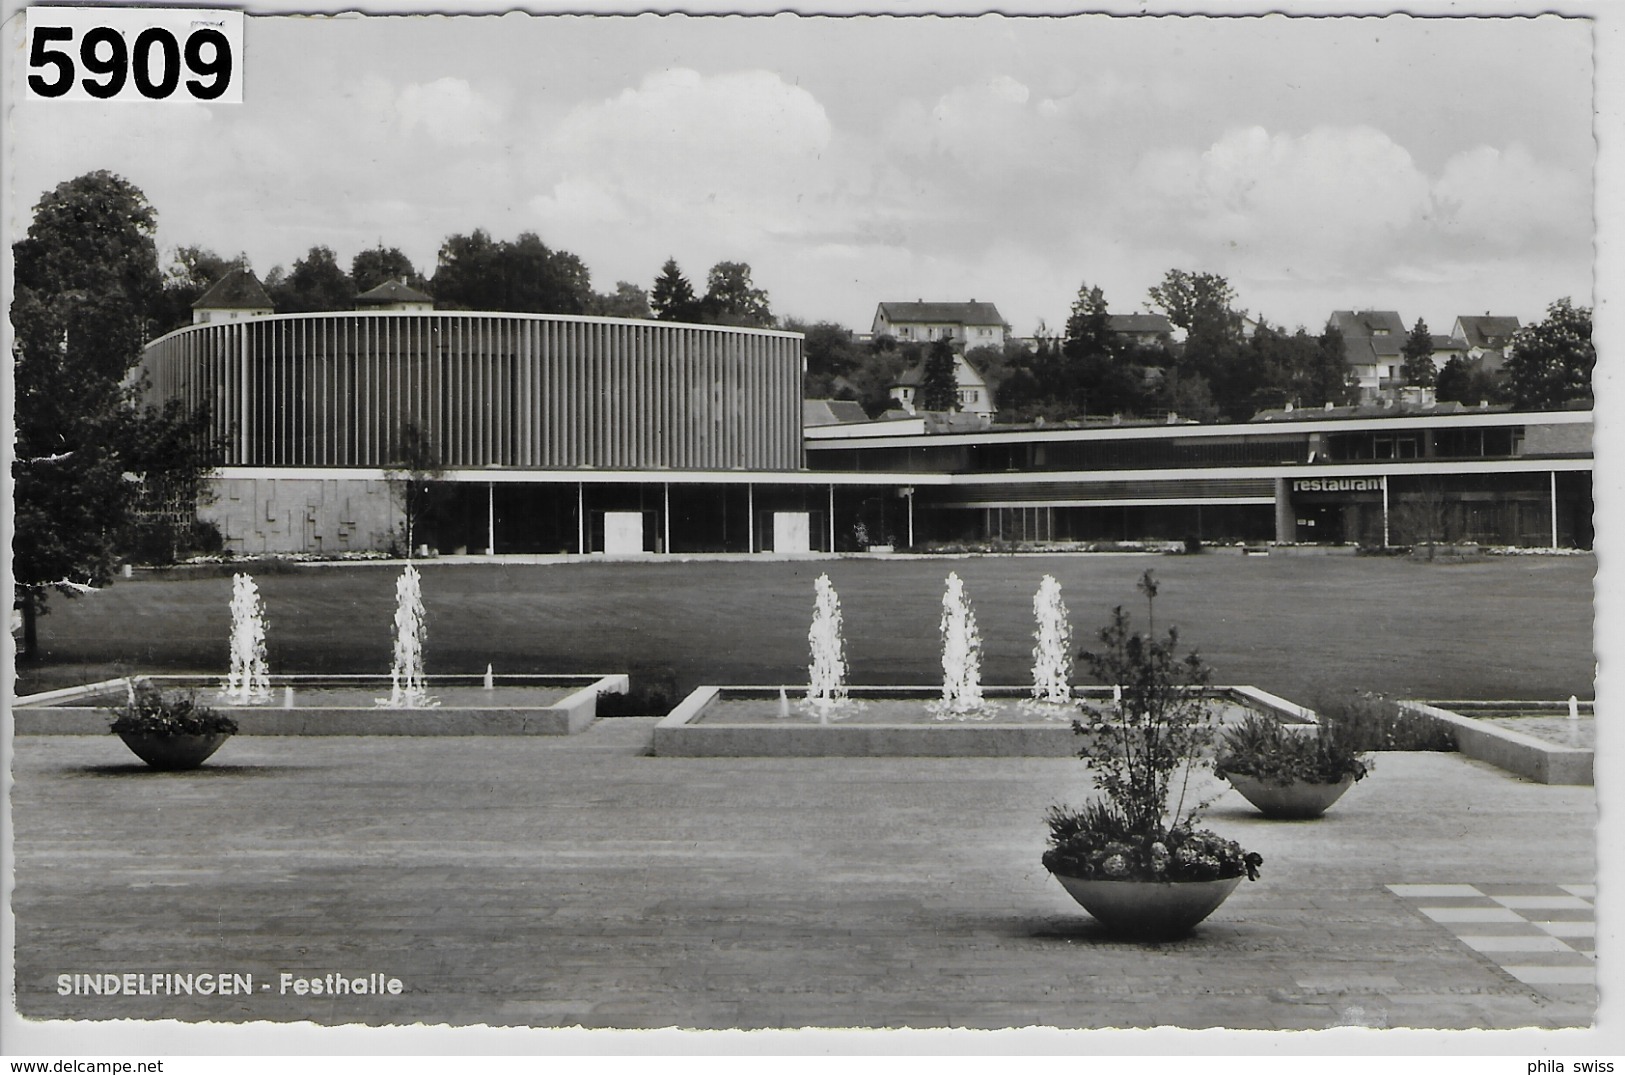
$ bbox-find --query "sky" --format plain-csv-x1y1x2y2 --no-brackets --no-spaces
5,8,1598,338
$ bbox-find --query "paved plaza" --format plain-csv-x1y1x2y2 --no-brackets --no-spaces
9,718,1599,1033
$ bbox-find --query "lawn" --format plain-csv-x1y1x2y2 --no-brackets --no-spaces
11,552,1594,709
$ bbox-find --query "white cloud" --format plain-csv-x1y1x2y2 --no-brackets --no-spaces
1131,125,1432,275
1431,143,1591,251
396,77,504,148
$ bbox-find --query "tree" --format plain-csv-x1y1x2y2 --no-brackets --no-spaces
269,245,356,312
1062,282,1115,363
117,395,227,564
1504,298,1594,409
1401,318,1437,388
11,171,163,655
1294,325,1358,408
918,336,960,412
1147,270,1239,336
1148,269,1251,420
650,258,698,322
151,245,248,334
430,229,593,314
384,420,445,557
351,246,424,294
698,260,774,328
588,281,652,320
786,319,869,396
1435,356,1504,406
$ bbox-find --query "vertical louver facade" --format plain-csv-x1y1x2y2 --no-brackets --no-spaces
141,312,804,471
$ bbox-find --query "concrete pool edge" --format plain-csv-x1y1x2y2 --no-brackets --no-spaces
650,684,1315,758
11,674,630,736
1400,700,1594,785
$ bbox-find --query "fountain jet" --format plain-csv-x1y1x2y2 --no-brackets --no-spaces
1030,574,1072,705
377,564,438,708
806,574,849,706
222,573,271,705
935,572,986,716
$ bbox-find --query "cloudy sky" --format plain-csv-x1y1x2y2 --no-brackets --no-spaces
6,9,1597,337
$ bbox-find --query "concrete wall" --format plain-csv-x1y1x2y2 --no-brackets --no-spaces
202,476,397,555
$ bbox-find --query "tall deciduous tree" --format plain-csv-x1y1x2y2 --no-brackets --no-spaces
351,245,424,294
1505,298,1594,409
588,281,652,320
431,229,592,314
918,335,961,412
1401,318,1437,388
699,260,774,328
1147,270,1239,336
270,245,356,312
650,258,698,322
11,172,162,654
1435,356,1504,406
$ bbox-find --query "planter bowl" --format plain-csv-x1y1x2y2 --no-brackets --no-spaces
116,731,232,770
1227,773,1355,819
1052,874,1242,939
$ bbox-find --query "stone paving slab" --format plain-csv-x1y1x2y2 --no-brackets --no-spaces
1386,883,1597,1008
8,720,1598,1032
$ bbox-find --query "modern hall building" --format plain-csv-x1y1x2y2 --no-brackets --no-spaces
140,308,1593,556
139,309,916,556
805,403,1593,550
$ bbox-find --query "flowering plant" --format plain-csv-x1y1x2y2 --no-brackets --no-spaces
1042,800,1261,882
1041,570,1262,884
1213,712,1370,787
111,684,239,737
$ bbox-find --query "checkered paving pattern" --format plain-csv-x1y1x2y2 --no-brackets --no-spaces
1388,883,1595,1002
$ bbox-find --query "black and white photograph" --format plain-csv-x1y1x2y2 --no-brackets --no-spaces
2,0,1616,1062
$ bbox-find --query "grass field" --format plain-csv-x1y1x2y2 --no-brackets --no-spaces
11,553,1594,709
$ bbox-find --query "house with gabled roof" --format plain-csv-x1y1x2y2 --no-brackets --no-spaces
357,278,435,312
1108,313,1175,348
1327,310,1408,400
890,353,996,421
1430,333,1470,372
192,268,274,325
871,300,1008,352
1453,315,1521,372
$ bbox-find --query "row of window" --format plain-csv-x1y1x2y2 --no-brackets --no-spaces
813,425,1538,475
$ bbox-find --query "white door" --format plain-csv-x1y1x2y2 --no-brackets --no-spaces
772,511,810,554
603,511,645,554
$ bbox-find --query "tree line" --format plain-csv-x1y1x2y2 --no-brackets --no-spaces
800,270,1594,422
152,237,778,336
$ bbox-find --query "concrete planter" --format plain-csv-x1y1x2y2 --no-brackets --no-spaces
1052,874,1243,939
1226,773,1355,819
116,731,232,770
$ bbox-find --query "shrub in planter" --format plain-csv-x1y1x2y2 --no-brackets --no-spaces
1314,690,1456,752
111,684,239,770
1041,571,1261,937
1214,713,1370,819
1214,713,1371,786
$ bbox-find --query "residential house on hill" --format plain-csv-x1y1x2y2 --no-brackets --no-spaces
1327,309,1407,400
890,353,996,421
871,300,1008,352
1429,333,1471,374
192,268,274,325
1108,313,1175,349
1453,315,1521,373
356,278,434,312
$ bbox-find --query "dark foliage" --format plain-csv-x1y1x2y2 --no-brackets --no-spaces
111,684,239,737
1213,713,1370,786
